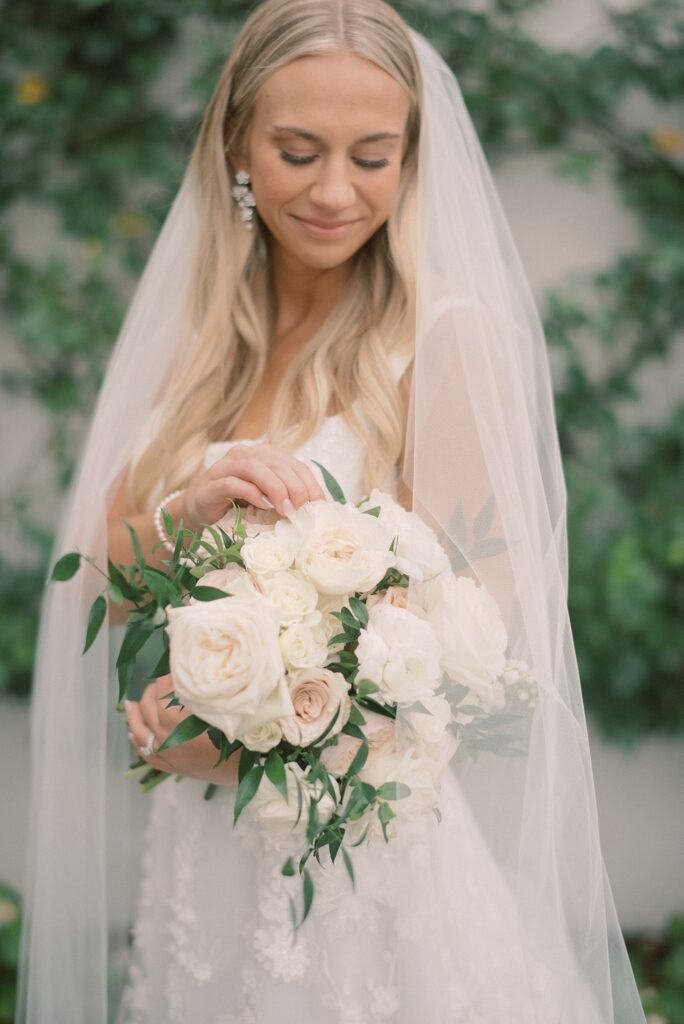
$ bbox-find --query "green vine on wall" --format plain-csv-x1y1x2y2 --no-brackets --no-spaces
1,0,682,743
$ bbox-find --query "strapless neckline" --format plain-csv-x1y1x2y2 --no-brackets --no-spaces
206,410,346,448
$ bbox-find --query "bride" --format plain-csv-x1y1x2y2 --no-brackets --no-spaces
16,1,647,1022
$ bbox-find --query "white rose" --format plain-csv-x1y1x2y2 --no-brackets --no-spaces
418,573,508,693
402,692,452,745
240,531,295,576
249,761,339,833
279,621,329,671
273,501,397,595
260,569,320,627
165,592,293,741
358,488,451,582
356,601,442,707
280,667,351,747
237,718,283,753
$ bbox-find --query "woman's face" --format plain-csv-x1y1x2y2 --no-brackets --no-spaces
229,50,411,271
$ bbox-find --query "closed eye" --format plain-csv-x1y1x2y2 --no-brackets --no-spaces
279,151,389,170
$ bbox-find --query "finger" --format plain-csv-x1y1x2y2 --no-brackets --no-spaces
215,460,293,517
139,681,163,739
203,473,275,512
124,698,154,752
286,459,327,504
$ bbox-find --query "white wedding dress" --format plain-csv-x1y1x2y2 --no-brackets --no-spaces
114,352,607,1024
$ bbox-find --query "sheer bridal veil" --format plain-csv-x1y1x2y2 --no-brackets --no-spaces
16,6,646,1022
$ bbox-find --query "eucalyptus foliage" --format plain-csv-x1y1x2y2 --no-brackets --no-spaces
1,0,682,743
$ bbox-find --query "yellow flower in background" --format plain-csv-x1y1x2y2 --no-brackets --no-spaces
112,210,147,238
15,72,48,105
0,896,19,927
651,128,684,154
82,238,103,259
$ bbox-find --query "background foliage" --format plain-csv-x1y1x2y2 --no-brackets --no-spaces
1,0,683,745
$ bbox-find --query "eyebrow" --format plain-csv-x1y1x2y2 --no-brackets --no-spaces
270,124,401,144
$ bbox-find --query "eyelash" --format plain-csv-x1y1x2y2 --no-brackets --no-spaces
279,150,389,170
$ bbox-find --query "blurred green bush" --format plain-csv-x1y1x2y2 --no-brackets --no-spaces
1,0,682,744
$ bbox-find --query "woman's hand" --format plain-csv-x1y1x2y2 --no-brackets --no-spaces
182,442,327,528
124,673,239,785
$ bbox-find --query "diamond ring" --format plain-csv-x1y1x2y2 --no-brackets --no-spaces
140,730,156,757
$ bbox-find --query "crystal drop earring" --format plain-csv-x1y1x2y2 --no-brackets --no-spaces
230,168,256,230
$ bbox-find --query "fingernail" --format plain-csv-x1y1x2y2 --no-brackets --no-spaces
262,497,274,508
283,498,295,515
124,699,132,708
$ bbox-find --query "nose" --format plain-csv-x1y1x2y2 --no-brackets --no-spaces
308,155,356,211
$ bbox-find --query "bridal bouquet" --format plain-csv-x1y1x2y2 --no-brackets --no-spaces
51,461,537,927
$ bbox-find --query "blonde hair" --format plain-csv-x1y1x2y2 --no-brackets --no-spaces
131,0,422,512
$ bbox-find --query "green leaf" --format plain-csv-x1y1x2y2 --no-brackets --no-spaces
107,559,139,600
281,856,296,876
348,595,368,626
473,495,496,539
191,585,231,601
50,551,81,582
83,594,107,653
300,866,315,924
233,763,264,826
147,642,170,680
378,799,396,841
238,746,260,783
310,460,346,503
355,678,380,700
341,721,366,741
123,519,146,569
116,619,155,669
469,538,507,560
156,714,209,752
341,847,356,889
375,780,411,801
117,659,134,703
347,702,367,726
265,749,288,802
203,783,217,801
310,702,342,747
347,740,369,777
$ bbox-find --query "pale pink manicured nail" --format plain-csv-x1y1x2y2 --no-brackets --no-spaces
262,496,274,508
283,498,295,515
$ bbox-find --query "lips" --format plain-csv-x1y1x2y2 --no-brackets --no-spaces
294,216,357,228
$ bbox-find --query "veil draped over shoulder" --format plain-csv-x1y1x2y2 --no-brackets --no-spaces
15,23,646,1024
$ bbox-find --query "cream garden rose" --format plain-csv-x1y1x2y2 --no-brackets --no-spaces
418,573,508,695
358,488,451,582
279,621,329,672
165,591,293,741
280,667,352,747
273,501,397,595
355,600,442,707
259,569,320,627
240,530,295,576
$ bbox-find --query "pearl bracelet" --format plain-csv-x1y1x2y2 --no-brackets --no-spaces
153,489,184,553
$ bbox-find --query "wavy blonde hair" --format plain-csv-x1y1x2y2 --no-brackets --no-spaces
131,0,422,512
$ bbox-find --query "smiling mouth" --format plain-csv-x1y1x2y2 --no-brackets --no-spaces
291,215,360,238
